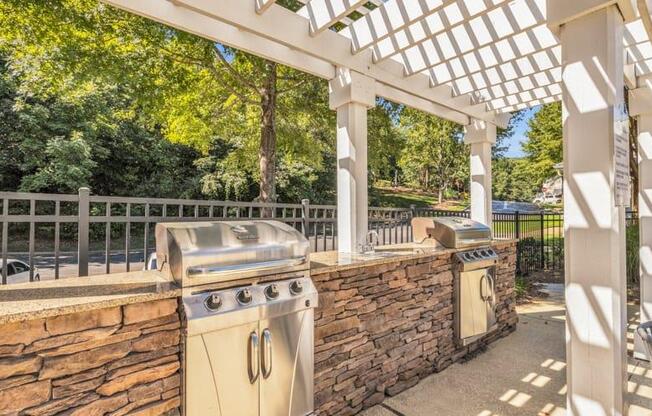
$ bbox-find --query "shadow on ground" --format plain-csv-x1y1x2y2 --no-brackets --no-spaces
360,284,652,416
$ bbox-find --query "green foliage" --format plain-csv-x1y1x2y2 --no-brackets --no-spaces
493,158,540,202
20,133,96,192
522,103,563,189
627,225,640,285
398,108,467,202
492,104,562,202
0,0,530,206
514,276,528,300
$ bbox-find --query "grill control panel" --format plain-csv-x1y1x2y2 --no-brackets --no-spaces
455,248,498,271
192,277,317,317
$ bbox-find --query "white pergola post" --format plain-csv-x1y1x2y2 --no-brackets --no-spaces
630,76,652,360
329,68,376,253
552,3,628,415
464,120,496,230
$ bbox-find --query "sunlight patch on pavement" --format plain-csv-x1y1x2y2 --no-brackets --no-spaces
539,402,567,416
628,380,652,400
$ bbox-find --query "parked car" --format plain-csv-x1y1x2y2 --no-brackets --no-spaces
1,259,40,284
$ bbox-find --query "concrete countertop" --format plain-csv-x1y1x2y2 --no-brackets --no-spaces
309,239,517,274
0,270,180,325
0,239,516,325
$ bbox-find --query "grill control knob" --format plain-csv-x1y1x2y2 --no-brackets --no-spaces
237,288,253,305
289,280,303,295
205,294,222,310
265,284,280,300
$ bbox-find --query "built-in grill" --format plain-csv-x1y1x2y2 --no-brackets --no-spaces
155,220,317,416
412,217,498,345
411,216,492,248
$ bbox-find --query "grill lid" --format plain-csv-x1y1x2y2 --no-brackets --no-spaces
412,216,491,248
155,220,310,287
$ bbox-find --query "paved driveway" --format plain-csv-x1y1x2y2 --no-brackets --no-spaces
361,285,652,416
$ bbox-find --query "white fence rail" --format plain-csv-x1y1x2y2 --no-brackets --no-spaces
0,189,413,283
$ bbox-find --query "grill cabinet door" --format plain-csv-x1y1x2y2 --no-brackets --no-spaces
259,309,314,416
185,322,260,416
459,269,489,339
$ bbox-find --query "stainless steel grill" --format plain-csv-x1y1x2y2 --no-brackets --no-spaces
411,217,498,345
411,216,492,248
155,220,317,416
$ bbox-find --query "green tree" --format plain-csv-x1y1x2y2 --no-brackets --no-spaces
522,103,563,189
0,0,333,203
398,109,467,203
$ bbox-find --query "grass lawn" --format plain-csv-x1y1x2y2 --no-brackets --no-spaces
370,185,468,210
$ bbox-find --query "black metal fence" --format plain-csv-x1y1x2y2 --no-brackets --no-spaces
0,189,640,283
418,208,640,282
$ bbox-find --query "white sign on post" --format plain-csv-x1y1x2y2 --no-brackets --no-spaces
614,102,630,207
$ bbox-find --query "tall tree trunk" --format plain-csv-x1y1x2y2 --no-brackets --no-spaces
438,188,443,204
259,61,277,216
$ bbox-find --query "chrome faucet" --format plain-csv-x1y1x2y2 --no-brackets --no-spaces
358,230,379,254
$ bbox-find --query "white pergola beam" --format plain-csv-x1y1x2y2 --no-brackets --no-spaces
375,83,468,125
102,0,335,79
341,0,459,53
411,20,554,80
374,0,547,65
171,0,506,127
470,66,561,102
487,84,562,111
547,0,638,34
444,42,560,93
255,0,277,14
495,94,561,112
298,0,368,35
100,0,477,125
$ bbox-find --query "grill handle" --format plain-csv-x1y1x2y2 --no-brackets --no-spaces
187,257,307,278
248,331,260,384
261,328,272,379
479,275,492,302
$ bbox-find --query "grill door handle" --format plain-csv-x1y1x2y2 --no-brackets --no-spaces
479,275,488,301
261,328,272,379
248,331,259,384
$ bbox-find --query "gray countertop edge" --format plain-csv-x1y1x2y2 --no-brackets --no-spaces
309,239,518,275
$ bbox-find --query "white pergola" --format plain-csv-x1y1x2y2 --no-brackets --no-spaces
101,0,652,414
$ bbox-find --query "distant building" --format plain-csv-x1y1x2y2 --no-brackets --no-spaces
533,162,563,205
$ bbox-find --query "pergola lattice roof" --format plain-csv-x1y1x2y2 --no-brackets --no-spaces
106,0,652,125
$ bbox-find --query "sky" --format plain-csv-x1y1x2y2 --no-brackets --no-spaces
503,107,539,158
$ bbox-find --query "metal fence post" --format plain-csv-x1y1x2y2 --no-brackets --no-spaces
539,211,545,270
515,211,521,275
301,199,310,238
78,187,90,277
409,204,416,242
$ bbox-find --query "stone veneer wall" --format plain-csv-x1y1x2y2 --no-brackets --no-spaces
0,298,181,416
312,242,518,415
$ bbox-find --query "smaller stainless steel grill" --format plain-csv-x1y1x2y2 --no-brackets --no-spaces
411,217,492,248
155,220,316,416
411,217,498,345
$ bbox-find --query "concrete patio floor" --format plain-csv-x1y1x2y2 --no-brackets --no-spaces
360,284,652,416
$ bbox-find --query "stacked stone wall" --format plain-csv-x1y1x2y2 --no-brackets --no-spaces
312,243,518,415
0,299,181,416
